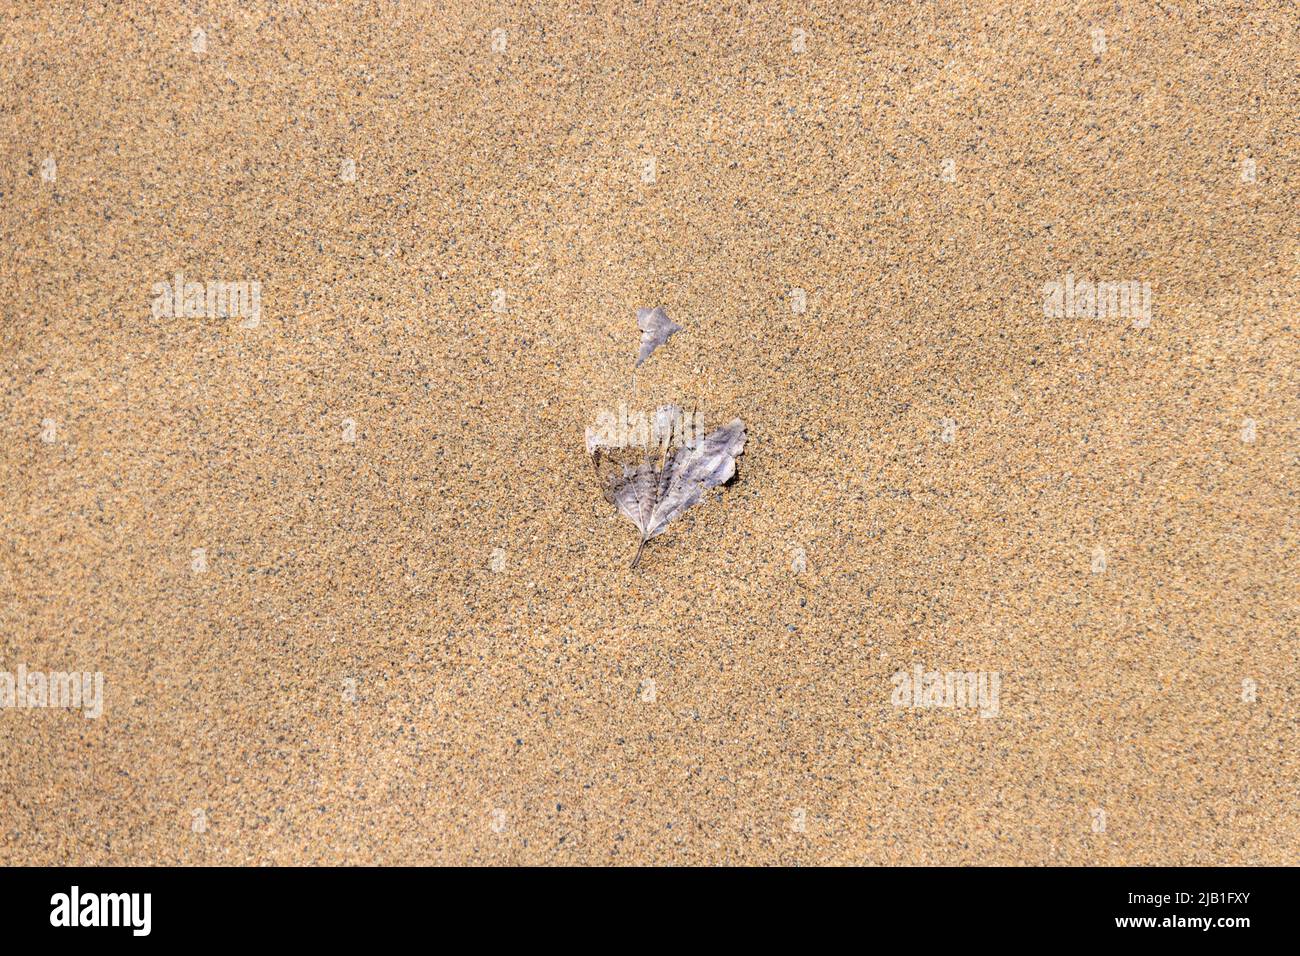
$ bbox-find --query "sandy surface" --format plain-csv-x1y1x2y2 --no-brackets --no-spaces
1,2,1296,864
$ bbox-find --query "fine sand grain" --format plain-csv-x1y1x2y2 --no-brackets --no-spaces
1,2,1296,864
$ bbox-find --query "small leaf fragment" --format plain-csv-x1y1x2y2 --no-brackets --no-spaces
634,307,682,368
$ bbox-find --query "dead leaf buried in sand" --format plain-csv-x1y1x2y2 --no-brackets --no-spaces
634,306,682,368
591,406,747,568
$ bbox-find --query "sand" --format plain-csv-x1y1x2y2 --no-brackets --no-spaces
1,1,1295,865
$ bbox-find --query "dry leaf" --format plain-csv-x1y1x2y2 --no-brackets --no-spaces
600,417,747,567
634,306,682,368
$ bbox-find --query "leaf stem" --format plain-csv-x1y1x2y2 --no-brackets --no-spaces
631,536,647,569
